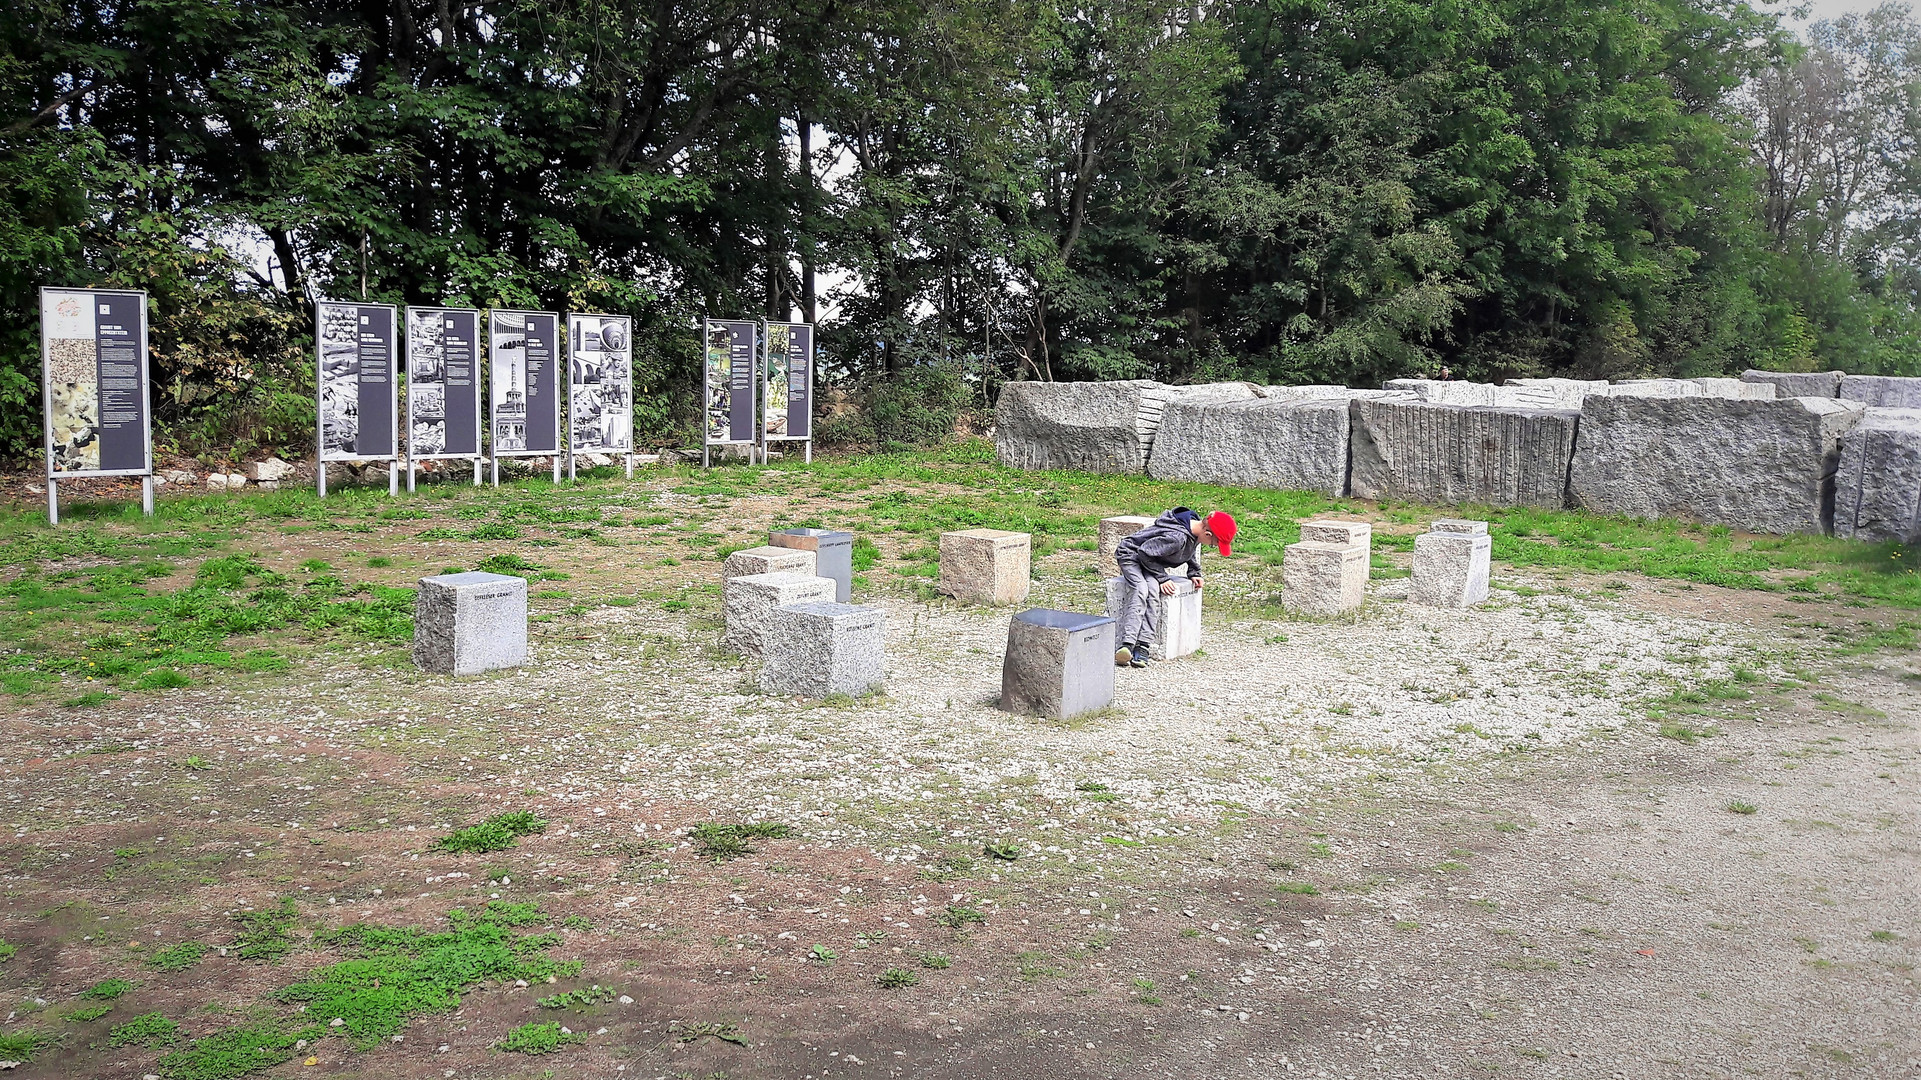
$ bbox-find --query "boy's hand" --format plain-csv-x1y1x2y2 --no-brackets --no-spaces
1159,580,1178,596
1191,576,1204,591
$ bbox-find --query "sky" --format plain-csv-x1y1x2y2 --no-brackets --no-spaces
1770,0,1911,25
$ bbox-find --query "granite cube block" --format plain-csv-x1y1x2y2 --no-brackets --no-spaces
1281,541,1368,616
723,545,816,580
999,609,1116,720
938,529,1032,605
768,528,854,602
1097,515,1154,577
1410,529,1493,608
412,572,527,675
1103,575,1202,660
759,602,885,697
724,572,838,656
1430,518,1488,536
1299,519,1372,550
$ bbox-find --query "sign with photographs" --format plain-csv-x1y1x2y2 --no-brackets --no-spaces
40,287,152,477
316,301,397,461
489,310,561,456
763,321,813,441
703,318,758,445
406,306,481,459
568,314,633,453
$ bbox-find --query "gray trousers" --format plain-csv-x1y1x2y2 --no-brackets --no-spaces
1115,554,1162,648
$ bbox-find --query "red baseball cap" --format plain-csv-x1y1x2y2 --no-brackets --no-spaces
1205,511,1236,556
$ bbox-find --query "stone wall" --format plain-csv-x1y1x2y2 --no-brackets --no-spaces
1348,398,1581,509
1144,390,1358,495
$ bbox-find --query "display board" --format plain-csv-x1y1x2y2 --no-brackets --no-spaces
488,309,561,456
568,314,633,453
406,306,482,459
703,318,758,445
763,321,813,442
40,287,152,478
317,301,398,461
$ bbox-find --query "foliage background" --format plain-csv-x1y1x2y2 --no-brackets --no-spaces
3,0,1919,460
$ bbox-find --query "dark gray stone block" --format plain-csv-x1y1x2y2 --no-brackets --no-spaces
1000,609,1116,720
1569,395,1865,534
1348,398,1580,509
769,527,854,602
412,572,527,675
1834,408,1921,543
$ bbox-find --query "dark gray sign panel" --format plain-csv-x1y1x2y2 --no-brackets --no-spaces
41,287,153,477
764,321,813,441
407,306,481,459
703,318,759,445
317,301,398,461
489,309,562,456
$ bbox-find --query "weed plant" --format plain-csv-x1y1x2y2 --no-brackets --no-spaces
436,811,547,854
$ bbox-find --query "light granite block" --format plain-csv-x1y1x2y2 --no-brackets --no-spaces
759,602,885,697
412,572,527,675
724,572,837,656
1430,518,1488,535
999,609,1116,720
1742,369,1844,398
1834,408,1921,543
1103,575,1201,660
723,545,816,580
939,529,1032,605
1410,529,1492,608
1299,520,1372,550
1281,541,1368,616
1097,515,1154,577
769,527,854,602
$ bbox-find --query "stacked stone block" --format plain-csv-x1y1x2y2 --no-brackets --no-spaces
723,545,816,579
724,572,837,656
1096,515,1154,577
769,528,854,602
1103,575,1201,660
1282,519,1371,616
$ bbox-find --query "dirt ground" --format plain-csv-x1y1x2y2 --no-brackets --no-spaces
0,473,1915,1080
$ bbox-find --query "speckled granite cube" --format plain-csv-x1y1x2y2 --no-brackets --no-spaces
724,572,837,656
1281,541,1368,616
759,602,885,697
769,528,854,602
723,545,816,580
1096,515,1154,577
412,572,527,675
1410,528,1492,608
1298,519,1372,551
1429,519,1488,536
1000,609,1115,720
1103,575,1202,660
938,529,1032,605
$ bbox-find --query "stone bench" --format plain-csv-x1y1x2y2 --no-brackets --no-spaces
1103,576,1200,660
938,529,1032,605
1410,519,1492,608
999,609,1116,720
768,528,854,602
722,545,816,579
413,572,527,675
724,572,837,656
760,602,885,697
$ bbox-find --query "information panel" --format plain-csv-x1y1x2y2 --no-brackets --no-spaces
406,306,481,459
40,287,152,478
763,321,814,441
489,309,561,456
568,314,633,453
317,301,397,461
703,318,758,445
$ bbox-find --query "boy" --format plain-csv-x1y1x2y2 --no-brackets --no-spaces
1113,507,1236,667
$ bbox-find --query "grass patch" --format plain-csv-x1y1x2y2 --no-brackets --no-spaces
918,952,952,969
109,1011,181,1047
1726,800,1758,815
0,1029,48,1062
537,984,619,1009
982,841,1022,861
146,941,209,973
1275,881,1320,895
232,897,301,962
65,1002,112,1022
436,810,547,854
935,905,986,928
82,978,135,999
1657,720,1718,744
877,967,920,989
689,821,792,861
495,1020,585,1055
